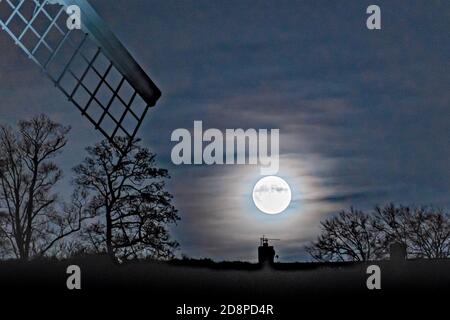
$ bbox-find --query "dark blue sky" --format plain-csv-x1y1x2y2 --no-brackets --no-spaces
0,0,449,261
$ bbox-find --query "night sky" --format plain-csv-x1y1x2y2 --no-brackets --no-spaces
0,0,449,261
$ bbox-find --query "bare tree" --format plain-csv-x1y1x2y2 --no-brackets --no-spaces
307,204,450,261
373,204,450,258
73,137,179,261
0,209,7,258
0,115,84,260
306,208,384,262
406,209,450,259
34,190,91,258
377,205,450,259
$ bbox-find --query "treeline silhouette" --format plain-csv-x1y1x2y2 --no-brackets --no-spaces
0,115,179,262
0,115,448,265
306,204,450,262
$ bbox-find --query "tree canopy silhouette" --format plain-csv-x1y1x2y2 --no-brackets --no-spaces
73,137,179,261
307,204,450,261
306,208,384,262
374,204,450,259
0,115,84,260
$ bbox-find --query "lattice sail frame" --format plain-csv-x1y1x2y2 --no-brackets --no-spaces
0,0,161,153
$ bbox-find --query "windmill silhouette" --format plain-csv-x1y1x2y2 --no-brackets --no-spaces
0,0,161,153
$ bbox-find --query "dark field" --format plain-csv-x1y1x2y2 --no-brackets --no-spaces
0,257,449,317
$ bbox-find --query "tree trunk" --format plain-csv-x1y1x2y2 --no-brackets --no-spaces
23,159,39,261
105,207,115,261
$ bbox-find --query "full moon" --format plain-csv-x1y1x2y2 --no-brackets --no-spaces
252,176,292,214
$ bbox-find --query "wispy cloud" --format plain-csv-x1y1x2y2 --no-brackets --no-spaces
0,0,448,261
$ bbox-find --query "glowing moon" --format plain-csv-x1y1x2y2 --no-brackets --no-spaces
252,176,292,214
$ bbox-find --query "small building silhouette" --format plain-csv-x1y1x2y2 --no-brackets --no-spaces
390,242,407,261
258,236,278,265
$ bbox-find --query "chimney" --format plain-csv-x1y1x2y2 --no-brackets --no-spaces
389,242,407,262
258,236,276,265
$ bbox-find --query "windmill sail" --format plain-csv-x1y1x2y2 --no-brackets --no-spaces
0,0,161,152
